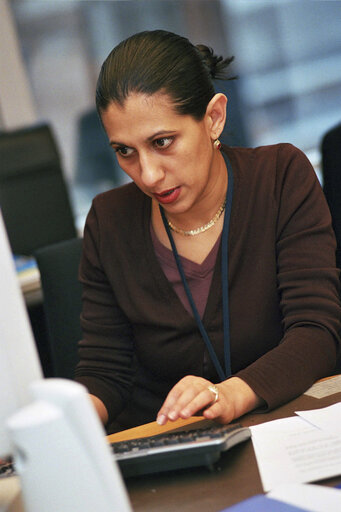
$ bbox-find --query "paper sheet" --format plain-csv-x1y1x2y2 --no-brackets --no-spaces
250,416,341,492
268,483,341,512
296,403,341,436
304,375,341,398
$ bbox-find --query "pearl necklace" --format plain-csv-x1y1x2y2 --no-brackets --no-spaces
167,197,226,236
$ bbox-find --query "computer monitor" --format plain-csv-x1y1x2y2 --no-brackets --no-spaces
0,209,43,457
0,209,132,512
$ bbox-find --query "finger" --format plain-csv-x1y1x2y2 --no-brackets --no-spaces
178,387,219,419
157,380,189,424
164,384,202,422
157,376,214,425
203,400,234,423
203,401,224,420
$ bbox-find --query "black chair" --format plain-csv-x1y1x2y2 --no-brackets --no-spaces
0,123,77,256
34,237,83,379
321,122,341,271
321,122,341,373
75,108,121,186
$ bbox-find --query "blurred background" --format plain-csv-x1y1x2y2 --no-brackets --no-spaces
1,0,341,230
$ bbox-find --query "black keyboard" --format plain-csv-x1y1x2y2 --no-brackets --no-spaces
111,423,251,477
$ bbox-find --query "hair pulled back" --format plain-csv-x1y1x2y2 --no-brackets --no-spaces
96,30,234,120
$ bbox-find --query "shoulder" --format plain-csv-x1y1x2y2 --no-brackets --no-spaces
223,142,311,171
222,144,324,230
224,143,317,193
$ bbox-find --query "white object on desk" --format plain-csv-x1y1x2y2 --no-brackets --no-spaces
268,483,341,512
296,403,341,436
1,211,130,511
7,379,132,512
250,415,341,492
0,211,43,458
304,375,341,399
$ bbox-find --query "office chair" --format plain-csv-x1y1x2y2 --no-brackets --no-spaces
0,123,77,256
321,122,341,373
321,122,341,271
75,108,121,186
34,237,83,379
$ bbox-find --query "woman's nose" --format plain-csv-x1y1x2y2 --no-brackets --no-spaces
139,153,164,188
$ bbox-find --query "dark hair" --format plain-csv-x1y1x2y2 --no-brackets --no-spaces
96,30,235,120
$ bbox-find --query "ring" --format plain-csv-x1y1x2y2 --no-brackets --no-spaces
207,384,219,404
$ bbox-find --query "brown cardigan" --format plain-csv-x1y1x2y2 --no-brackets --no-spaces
75,143,341,432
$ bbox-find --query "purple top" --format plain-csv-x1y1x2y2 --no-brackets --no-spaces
150,224,222,319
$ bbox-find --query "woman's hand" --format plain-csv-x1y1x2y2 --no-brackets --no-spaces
156,375,263,426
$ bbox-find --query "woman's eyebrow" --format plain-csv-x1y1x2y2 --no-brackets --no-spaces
109,140,127,147
146,130,177,141
109,130,177,147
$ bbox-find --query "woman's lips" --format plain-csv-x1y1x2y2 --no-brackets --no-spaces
153,187,181,204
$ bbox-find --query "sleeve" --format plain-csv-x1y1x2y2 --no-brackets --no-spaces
74,201,134,423
236,144,341,409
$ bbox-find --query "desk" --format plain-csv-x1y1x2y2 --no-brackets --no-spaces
1,384,340,512
108,385,341,512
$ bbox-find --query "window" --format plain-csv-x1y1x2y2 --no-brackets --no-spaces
9,0,341,225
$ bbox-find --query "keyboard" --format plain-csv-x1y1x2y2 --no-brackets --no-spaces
1,424,251,480
111,423,251,477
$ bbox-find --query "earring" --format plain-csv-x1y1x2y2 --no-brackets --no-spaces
213,139,221,150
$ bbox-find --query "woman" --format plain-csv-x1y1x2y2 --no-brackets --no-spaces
75,30,341,433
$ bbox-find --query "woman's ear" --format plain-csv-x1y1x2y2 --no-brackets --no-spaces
205,93,228,140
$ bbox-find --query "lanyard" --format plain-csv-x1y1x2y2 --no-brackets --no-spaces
160,154,233,381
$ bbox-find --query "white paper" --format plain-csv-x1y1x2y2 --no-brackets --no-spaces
250,416,341,492
295,403,341,436
304,376,341,399
268,483,341,512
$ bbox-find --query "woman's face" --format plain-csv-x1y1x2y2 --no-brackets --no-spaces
101,92,224,216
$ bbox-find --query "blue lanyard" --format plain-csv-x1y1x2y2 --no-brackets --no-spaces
160,154,233,381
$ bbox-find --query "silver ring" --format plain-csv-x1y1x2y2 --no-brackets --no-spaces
207,384,219,404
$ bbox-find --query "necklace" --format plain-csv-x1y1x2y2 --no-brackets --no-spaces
159,151,234,378
167,197,227,236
